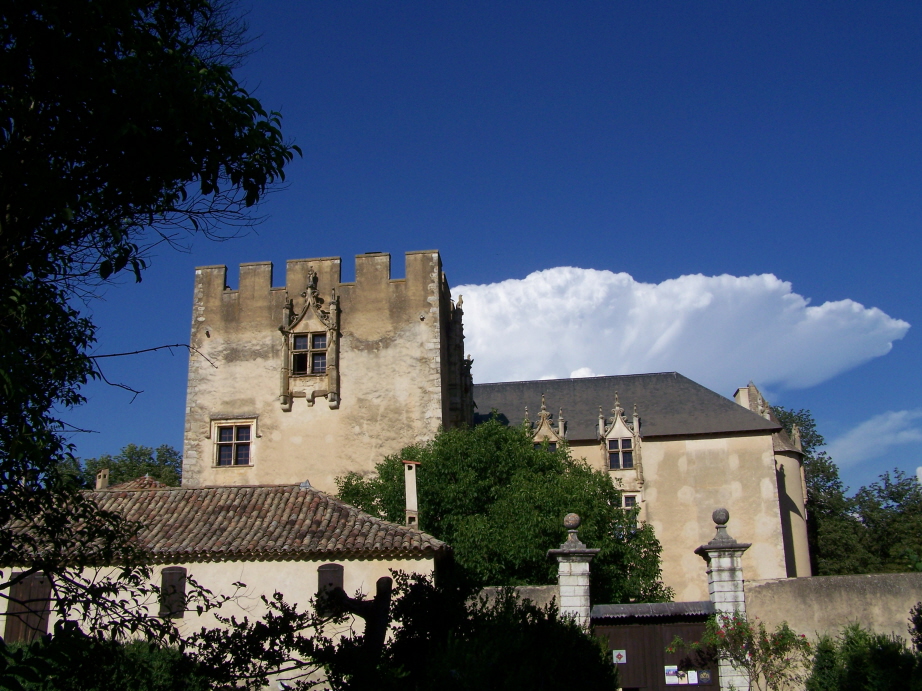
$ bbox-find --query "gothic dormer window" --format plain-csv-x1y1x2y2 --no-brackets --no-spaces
279,268,340,410
528,394,565,450
601,393,643,487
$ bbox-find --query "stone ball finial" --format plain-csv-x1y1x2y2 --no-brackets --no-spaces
564,513,581,530
712,508,730,526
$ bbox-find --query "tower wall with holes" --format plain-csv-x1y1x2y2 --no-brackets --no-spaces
182,250,472,492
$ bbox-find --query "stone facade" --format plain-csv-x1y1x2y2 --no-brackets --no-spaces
476,375,811,601
182,251,473,492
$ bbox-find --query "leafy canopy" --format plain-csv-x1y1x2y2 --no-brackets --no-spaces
774,407,922,575
59,444,183,488
0,0,297,645
337,418,673,604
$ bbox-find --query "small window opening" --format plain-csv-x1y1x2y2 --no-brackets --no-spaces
292,332,327,375
159,567,187,619
217,425,251,466
317,563,344,616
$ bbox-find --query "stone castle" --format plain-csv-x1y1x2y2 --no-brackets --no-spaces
182,250,809,600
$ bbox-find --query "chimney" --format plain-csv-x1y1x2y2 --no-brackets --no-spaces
403,460,420,527
95,468,110,490
733,387,750,409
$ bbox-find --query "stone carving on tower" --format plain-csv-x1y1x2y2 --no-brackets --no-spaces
278,268,341,411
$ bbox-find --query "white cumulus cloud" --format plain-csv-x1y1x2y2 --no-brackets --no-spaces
826,410,922,468
455,268,909,395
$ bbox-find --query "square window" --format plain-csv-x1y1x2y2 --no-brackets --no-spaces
608,439,619,451
622,438,632,450
312,352,327,374
292,352,308,375
216,424,252,467
291,332,328,376
623,495,636,509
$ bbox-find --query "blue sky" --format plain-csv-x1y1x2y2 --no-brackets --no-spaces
65,1,922,493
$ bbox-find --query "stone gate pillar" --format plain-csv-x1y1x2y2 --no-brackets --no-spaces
695,508,751,691
547,513,599,630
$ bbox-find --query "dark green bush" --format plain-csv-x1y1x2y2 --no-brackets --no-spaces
3,623,209,691
805,622,922,691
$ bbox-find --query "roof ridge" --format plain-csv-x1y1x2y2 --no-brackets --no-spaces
476,372,681,386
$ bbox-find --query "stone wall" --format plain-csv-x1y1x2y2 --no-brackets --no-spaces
746,573,922,639
569,432,790,602
182,251,471,493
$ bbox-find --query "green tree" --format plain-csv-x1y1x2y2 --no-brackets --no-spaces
853,470,922,573
77,444,183,488
1,0,297,645
337,418,672,604
805,622,922,691
772,407,875,575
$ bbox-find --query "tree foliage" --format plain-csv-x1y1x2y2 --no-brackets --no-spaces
60,444,183,488
337,418,672,604
0,0,297,647
806,621,922,691
774,407,922,575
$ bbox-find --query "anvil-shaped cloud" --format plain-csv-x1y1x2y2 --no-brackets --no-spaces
455,268,909,396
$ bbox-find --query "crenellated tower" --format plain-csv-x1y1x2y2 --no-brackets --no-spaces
182,250,473,492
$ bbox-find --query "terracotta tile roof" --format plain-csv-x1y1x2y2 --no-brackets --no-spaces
107,476,170,491
86,484,449,563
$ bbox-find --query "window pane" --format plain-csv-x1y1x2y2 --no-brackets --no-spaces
609,452,620,470
533,443,541,450
608,439,619,451
218,445,233,465
624,495,636,508
292,352,308,375
621,438,632,450
235,426,250,442
547,442,556,452
218,427,234,443
312,353,327,374
293,335,308,351
622,451,633,469
235,443,250,465
312,333,327,350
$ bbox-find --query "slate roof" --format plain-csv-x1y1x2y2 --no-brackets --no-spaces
473,372,780,441
87,484,448,563
591,601,715,620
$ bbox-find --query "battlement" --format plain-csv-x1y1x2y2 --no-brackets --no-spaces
192,251,447,330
